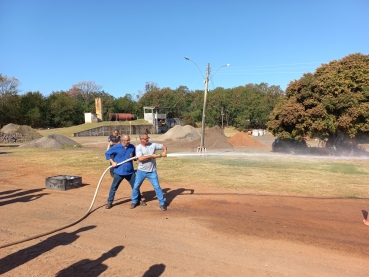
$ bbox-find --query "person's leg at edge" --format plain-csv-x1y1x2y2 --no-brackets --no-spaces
131,170,145,205
107,174,124,204
147,171,165,206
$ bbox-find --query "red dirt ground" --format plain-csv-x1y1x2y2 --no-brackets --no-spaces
0,135,369,277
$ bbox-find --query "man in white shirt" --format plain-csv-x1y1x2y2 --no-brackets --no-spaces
130,133,167,211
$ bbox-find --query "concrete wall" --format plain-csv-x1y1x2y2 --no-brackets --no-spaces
73,125,153,137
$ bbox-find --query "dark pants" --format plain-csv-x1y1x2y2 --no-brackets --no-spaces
107,173,141,203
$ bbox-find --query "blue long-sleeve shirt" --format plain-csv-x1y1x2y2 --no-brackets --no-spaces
105,143,136,176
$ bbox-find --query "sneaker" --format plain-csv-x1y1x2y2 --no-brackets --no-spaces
159,204,167,211
140,201,147,206
105,202,113,209
130,203,138,209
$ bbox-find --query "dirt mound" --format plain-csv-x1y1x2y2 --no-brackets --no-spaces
187,125,234,150
19,134,81,148
1,123,18,134
156,126,233,151
156,125,201,141
0,123,43,143
228,131,266,147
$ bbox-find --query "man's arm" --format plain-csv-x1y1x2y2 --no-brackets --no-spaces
160,145,167,157
137,154,158,162
136,144,167,161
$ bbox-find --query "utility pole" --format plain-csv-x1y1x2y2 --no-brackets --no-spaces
221,106,224,129
184,57,229,152
198,63,210,152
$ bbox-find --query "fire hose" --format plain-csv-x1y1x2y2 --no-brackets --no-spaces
0,156,137,249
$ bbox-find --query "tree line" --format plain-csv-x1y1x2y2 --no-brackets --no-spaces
3,52,367,141
0,76,283,130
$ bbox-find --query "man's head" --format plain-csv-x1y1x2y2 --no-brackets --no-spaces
113,129,119,136
139,133,150,146
121,135,131,147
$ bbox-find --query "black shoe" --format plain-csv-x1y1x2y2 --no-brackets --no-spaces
140,201,147,206
105,202,113,209
159,204,167,211
130,203,138,209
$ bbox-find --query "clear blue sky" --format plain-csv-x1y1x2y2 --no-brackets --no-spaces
1,0,368,99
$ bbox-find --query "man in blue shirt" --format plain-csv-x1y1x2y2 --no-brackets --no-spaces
130,133,167,211
105,134,146,209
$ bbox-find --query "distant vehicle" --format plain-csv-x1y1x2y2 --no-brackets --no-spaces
272,138,308,154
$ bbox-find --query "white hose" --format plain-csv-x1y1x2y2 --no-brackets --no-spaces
0,156,137,249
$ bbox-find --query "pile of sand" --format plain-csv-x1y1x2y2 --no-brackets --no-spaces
153,125,233,151
187,125,234,150
0,123,43,143
19,134,81,148
156,125,201,141
228,132,266,147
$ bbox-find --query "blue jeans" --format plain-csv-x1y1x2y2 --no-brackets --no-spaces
108,173,141,203
132,170,165,205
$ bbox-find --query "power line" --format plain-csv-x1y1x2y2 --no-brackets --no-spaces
230,62,326,68
226,66,317,72
219,71,311,75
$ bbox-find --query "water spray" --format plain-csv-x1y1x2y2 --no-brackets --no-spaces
167,151,369,160
0,157,137,249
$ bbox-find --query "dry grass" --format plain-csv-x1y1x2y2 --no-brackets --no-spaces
38,120,150,137
158,155,369,198
9,146,369,198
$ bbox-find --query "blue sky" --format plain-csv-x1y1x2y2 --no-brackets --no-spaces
1,0,368,99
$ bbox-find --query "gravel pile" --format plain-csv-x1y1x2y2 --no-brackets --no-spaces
190,125,234,150
19,134,81,148
0,123,43,143
156,125,201,141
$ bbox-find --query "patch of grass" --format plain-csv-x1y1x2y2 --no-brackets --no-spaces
158,155,369,198
61,144,82,149
7,146,369,198
38,120,150,137
324,163,368,175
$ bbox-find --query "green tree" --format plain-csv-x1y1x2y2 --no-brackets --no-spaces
113,94,137,114
47,91,83,127
19,91,47,128
136,85,188,119
206,83,283,130
268,53,369,141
